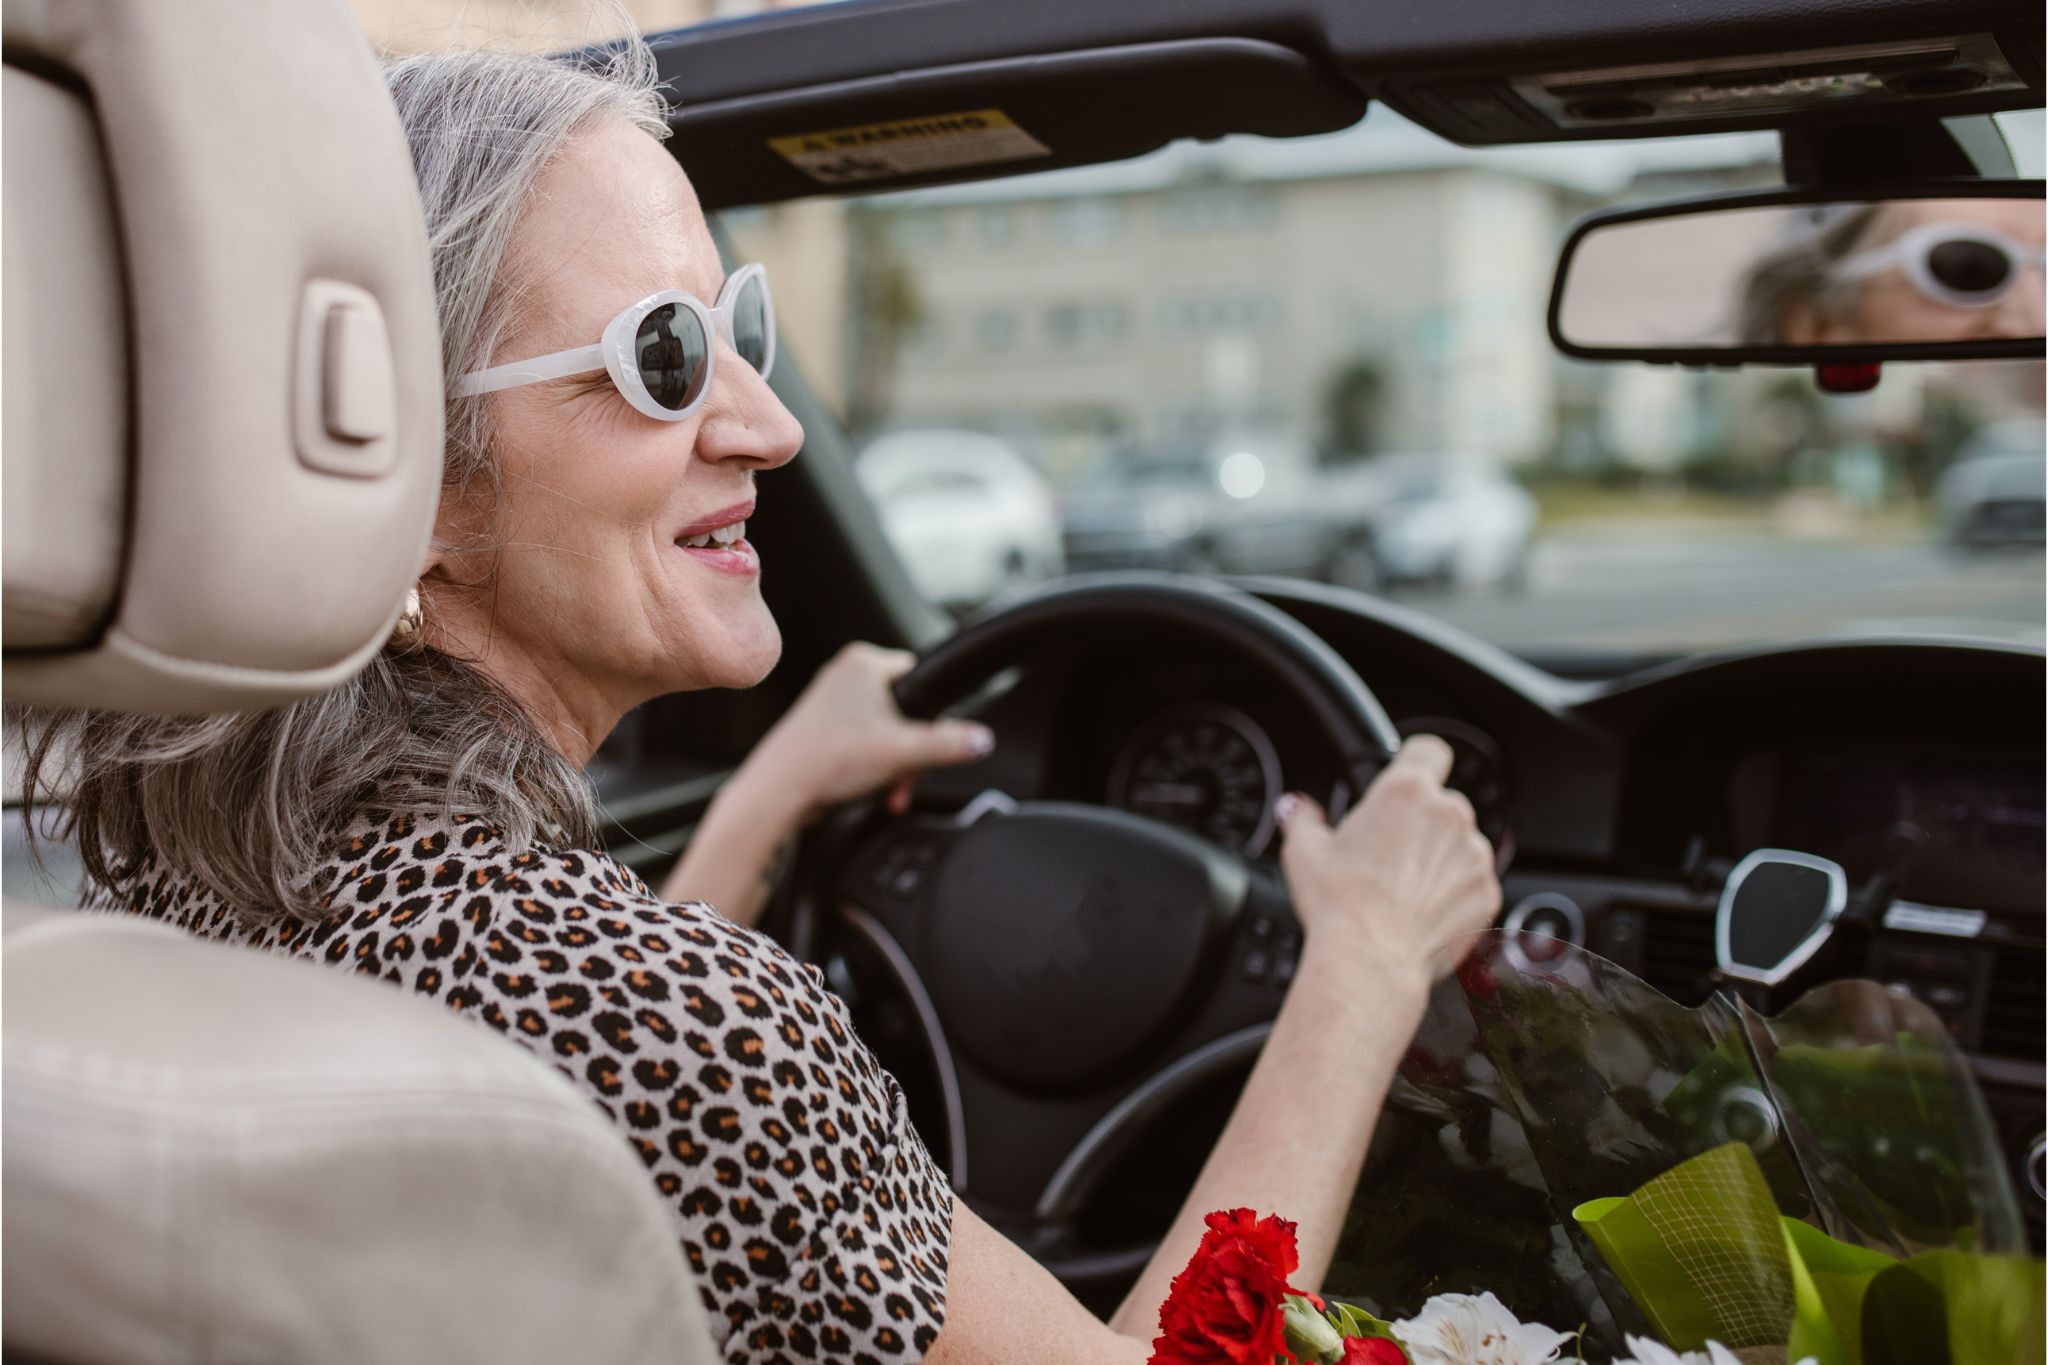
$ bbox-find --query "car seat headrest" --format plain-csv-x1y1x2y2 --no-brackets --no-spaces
2,0,442,714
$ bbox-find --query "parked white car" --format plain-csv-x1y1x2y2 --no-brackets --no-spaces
1348,453,1537,591
856,430,1065,609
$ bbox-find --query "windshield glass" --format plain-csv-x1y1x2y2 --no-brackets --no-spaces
722,107,2046,662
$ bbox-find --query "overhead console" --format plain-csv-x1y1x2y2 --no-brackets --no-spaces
1376,32,2038,144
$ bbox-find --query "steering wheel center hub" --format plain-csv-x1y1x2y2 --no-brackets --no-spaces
924,804,1246,1093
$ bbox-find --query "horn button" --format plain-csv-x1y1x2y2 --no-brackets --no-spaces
923,804,1247,1093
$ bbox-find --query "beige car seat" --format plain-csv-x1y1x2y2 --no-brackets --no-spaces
1,1,719,1360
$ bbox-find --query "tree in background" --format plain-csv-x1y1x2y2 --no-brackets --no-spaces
1320,356,1386,463
843,206,925,439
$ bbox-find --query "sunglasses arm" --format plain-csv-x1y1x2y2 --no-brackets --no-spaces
452,343,607,397
1831,244,1900,282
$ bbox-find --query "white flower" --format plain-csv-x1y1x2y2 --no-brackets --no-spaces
1391,1293,1574,1365
1608,1337,1736,1365
1610,1335,1818,1365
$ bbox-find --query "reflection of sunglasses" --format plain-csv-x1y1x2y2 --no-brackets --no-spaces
453,263,775,422
1834,222,2046,309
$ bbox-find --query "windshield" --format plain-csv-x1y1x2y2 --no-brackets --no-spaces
722,106,2046,662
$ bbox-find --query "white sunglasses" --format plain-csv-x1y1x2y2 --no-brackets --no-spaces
453,262,777,421
1835,222,2046,310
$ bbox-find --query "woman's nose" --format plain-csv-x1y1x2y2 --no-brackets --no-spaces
693,341,803,471
1999,266,2046,335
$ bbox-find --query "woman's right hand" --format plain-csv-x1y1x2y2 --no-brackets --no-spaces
937,740,1507,1363
1274,734,1501,993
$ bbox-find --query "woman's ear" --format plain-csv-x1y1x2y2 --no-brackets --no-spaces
422,477,494,589
414,530,455,598
417,536,450,588
413,475,505,659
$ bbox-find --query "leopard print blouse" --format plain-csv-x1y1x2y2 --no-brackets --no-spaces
82,809,952,1365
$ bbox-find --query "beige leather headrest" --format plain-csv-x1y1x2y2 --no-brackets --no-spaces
1,903,719,1364
2,0,441,713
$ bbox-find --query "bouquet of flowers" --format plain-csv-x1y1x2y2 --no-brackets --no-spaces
1147,1205,1579,1365
1147,931,2044,1365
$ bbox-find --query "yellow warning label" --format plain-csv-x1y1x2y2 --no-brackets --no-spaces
768,109,1051,186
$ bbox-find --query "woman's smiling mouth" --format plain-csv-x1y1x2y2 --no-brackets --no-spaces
676,500,759,576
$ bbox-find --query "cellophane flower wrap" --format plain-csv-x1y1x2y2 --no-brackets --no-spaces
1310,933,2031,1358
1145,930,2042,1364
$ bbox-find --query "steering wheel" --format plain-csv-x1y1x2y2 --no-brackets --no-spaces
779,573,1399,1287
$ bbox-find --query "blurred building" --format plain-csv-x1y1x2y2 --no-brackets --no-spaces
845,113,1782,473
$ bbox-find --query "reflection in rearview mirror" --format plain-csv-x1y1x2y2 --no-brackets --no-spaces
1555,196,2046,355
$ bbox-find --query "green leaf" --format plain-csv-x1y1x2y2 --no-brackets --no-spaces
1284,1294,1346,1363
1861,1259,1952,1365
1580,1141,2045,1365
1862,1250,2045,1365
1782,1216,1892,1365
1321,1301,1410,1362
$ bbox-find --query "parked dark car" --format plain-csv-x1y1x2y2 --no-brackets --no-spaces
1060,432,1337,577
1938,419,2047,547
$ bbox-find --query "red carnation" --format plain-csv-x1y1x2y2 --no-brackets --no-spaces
1455,952,1500,1003
1148,1209,1308,1365
1340,1337,1408,1365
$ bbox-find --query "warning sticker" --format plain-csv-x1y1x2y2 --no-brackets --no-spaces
768,109,1051,186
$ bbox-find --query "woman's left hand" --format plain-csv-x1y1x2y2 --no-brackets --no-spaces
748,641,994,819
666,643,989,924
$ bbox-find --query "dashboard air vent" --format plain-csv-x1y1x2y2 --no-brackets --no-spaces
1979,946,2046,1062
1635,908,1718,1007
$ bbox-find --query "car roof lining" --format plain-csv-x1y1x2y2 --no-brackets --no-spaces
637,0,2044,209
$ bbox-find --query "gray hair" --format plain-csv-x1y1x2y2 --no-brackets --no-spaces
1735,203,1882,345
14,42,672,925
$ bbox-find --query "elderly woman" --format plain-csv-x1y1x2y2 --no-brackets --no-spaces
18,42,1498,1365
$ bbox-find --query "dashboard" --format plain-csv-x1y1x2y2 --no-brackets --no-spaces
1092,696,1516,866
911,577,2047,1236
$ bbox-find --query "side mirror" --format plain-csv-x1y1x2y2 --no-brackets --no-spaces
1549,180,2045,365
1716,848,1849,987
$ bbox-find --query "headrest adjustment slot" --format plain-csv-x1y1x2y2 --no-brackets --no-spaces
296,280,397,476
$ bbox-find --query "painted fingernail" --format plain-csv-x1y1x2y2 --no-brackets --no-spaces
1274,792,1304,824
962,723,995,758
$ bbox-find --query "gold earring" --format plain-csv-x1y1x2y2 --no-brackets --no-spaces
388,585,425,653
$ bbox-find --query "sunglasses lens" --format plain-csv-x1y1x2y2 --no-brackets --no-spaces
731,273,772,374
635,302,710,411
1927,239,2011,297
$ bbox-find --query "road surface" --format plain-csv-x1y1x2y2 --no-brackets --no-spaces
1401,533,2043,657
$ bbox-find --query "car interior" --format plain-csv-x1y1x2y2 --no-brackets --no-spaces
3,0,2042,1355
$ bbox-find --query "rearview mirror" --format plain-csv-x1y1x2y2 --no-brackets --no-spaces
1549,180,2045,364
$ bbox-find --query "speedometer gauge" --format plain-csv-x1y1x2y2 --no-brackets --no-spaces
1398,716,1516,872
1108,704,1282,855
